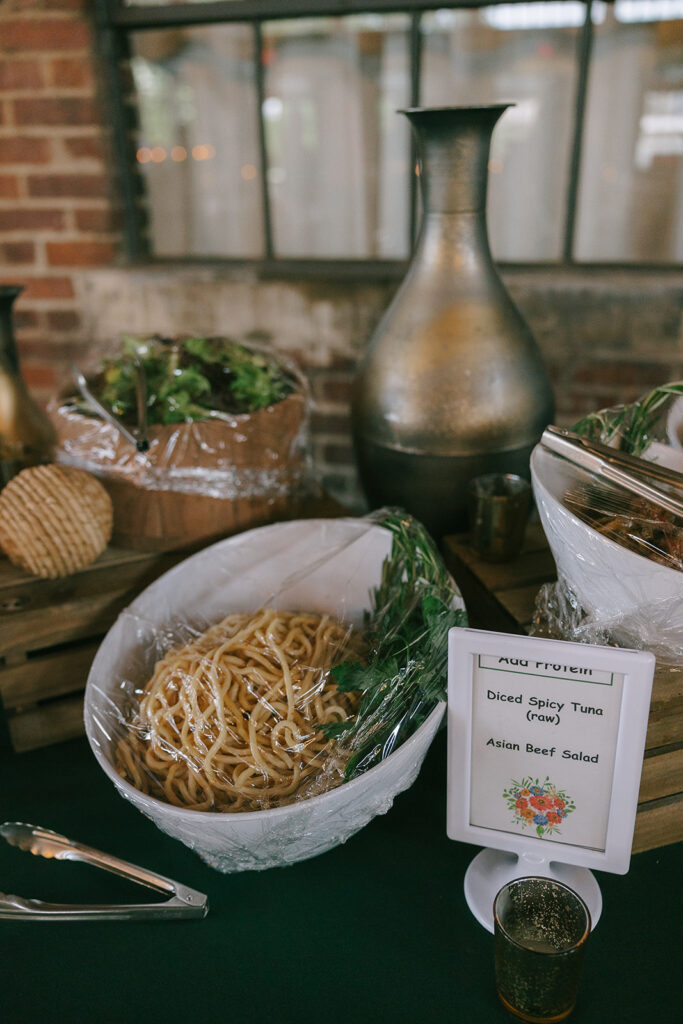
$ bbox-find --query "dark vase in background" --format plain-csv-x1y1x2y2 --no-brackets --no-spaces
0,285,56,487
352,105,555,538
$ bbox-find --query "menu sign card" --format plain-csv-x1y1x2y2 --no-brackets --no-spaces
448,629,655,874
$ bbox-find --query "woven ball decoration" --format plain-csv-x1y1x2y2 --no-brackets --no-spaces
0,464,113,579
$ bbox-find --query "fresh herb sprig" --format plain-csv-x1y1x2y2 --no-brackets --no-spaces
573,382,683,457
319,509,467,781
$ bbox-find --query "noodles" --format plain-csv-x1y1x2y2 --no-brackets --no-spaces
115,608,364,812
565,489,683,572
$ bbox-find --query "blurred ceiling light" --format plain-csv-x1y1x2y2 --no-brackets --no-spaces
150,146,166,163
262,96,283,121
171,146,187,162
192,144,213,161
433,9,459,29
503,98,540,127
136,147,152,164
241,164,257,180
131,58,158,94
359,13,384,30
483,2,589,30
641,113,683,132
615,0,683,21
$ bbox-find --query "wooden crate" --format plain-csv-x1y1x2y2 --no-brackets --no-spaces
0,544,189,755
442,523,683,855
0,495,344,756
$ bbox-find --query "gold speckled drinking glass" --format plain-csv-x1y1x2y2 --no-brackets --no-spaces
468,473,531,562
493,877,591,1023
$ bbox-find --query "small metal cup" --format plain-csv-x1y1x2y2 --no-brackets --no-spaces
468,473,531,562
493,877,591,1023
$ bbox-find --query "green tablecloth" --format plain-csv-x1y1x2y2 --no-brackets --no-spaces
1,732,678,1023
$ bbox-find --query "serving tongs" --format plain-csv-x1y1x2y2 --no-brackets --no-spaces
74,366,150,453
541,425,683,520
0,822,208,922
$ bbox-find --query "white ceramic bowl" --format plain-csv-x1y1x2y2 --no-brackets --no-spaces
531,444,683,653
84,518,455,872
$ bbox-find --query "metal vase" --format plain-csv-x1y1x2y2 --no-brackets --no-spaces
0,285,56,486
352,105,555,538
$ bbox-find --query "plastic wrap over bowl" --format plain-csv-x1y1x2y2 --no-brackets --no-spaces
84,518,449,872
531,444,683,655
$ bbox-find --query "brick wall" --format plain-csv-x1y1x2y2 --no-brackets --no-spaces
0,0,121,394
1,1,682,512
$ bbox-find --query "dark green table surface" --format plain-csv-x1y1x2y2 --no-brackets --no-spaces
1,732,679,1024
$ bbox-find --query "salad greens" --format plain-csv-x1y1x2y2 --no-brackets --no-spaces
96,335,295,427
320,509,467,781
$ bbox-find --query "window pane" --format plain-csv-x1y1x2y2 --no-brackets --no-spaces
262,14,412,258
421,4,583,261
575,0,683,262
130,24,263,257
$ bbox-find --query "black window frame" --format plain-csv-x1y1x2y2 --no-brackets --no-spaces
94,0,683,277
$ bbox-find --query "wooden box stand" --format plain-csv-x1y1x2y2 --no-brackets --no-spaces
0,545,188,755
442,523,683,855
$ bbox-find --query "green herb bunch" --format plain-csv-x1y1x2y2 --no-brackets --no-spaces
573,381,683,457
319,509,467,781
96,334,295,427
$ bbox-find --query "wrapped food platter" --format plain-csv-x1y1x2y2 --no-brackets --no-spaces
85,511,466,871
531,384,683,663
49,335,311,552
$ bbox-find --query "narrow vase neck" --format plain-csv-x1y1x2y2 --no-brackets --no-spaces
404,106,509,215
415,210,494,275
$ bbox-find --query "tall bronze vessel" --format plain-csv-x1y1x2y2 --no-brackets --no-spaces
0,285,55,486
352,105,554,537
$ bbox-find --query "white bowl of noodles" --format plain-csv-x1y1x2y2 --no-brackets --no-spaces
84,517,451,873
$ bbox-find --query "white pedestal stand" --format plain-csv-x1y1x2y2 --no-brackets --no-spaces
464,847,602,933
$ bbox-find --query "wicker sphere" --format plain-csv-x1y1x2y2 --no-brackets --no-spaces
0,464,113,579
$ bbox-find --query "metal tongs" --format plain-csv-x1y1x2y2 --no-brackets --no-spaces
541,425,683,519
0,822,208,922
74,366,150,453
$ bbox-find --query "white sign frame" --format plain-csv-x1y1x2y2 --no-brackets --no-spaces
448,628,655,875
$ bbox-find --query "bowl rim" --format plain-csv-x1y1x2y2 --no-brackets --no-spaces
84,515,455,823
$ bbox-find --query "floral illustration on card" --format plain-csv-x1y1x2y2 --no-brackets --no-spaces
502,776,576,838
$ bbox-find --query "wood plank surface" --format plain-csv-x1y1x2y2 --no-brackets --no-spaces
497,583,548,629
632,792,683,853
0,592,136,657
8,693,85,753
442,526,557,635
0,550,184,655
639,745,683,803
0,640,100,709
